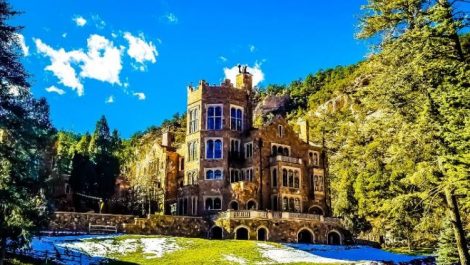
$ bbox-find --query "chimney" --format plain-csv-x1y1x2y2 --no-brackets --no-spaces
162,130,173,148
297,119,309,144
235,65,253,91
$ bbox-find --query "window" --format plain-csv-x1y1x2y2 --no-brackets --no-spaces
271,143,291,157
230,106,243,131
205,197,222,210
207,105,222,130
188,107,199,133
282,197,288,211
230,169,240,183
314,175,324,191
271,168,278,187
282,169,288,186
294,198,301,212
188,141,198,161
186,171,198,185
230,139,241,154
309,151,319,166
288,170,294,187
289,198,295,212
206,168,223,180
179,157,184,170
245,168,253,182
206,138,222,159
278,125,284,137
245,142,253,159
294,171,300,189
272,196,278,211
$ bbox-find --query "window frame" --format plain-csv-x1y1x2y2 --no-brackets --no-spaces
244,142,253,159
205,137,223,160
204,168,224,180
206,104,223,130
230,104,244,131
188,106,200,133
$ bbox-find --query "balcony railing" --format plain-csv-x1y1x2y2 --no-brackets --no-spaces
269,155,302,164
220,210,341,224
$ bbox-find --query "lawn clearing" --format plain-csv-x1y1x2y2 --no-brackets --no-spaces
19,234,431,264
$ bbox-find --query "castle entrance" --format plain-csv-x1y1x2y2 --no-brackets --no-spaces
328,231,341,245
235,227,249,240
210,226,223,239
257,228,267,241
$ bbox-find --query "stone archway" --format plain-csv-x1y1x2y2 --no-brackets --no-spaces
297,228,314,244
257,227,268,241
308,206,324,215
229,200,239,210
210,226,223,239
235,226,249,240
328,231,342,245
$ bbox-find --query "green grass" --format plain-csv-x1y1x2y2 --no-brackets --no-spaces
95,235,336,265
384,246,435,256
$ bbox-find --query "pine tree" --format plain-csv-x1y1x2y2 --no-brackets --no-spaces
437,218,461,265
0,1,54,264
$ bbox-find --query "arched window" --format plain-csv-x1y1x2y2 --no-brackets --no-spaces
277,146,283,155
294,171,300,189
278,125,284,137
206,140,214,159
313,153,319,165
230,169,240,183
282,169,288,186
206,170,214,180
289,198,295,212
294,198,300,212
230,107,243,131
272,146,277,155
214,139,222,158
284,147,289,156
206,198,213,210
213,198,222,209
282,197,288,211
207,105,222,130
214,169,222,180
288,170,294,188
271,168,278,187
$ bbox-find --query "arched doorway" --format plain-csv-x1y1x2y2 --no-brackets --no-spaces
246,200,257,210
297,229,314,243
328,231,341,245
229,201,239,210
210,226,223,239
257,227,268,241
308,206,324,215
235,227,249,240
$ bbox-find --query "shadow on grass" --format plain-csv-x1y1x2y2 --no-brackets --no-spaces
285,243,433,264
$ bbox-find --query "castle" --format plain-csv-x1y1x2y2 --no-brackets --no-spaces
131,66,348,244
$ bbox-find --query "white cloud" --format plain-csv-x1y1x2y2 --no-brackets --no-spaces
34,34,123,96
35,38,84,95
15,33,29,56
62,33,67,38
91,14,106,29
79,34,123,85
165,13,178,23
105,95,114,104
45,85,66,95
223,62,264,87
124,32,158,71
73,16,87,27
133,92,146,100
219,56,227,62
249,45,256,53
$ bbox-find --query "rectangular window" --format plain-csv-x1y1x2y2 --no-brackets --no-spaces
314,175,324,191
206,138,223,159
187,141,198,161
244,142,253,159
230,106,243,131
207,105,223,130
230,139,241,153
188,107,199,133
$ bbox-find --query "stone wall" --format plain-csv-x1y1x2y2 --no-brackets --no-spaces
124,215,209,238
49,212,136,233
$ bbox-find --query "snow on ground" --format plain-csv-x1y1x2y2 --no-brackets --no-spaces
258,242,350,264
286,243,427,263
223,254,247,264
141,237,180,259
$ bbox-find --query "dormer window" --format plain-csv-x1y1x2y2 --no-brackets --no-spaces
230,106,243,131
207,105,223,130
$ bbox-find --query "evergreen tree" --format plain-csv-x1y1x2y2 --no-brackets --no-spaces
0,1,54,264
437,218,462,265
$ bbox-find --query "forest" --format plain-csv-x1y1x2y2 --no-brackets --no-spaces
1,0,469,265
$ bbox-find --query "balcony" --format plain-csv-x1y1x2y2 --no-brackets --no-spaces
269,155,302,164
217,210,341,224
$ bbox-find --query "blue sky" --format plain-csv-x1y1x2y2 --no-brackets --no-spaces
10,0,369,138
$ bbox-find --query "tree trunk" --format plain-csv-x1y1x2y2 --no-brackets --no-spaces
0,235,6,265
445,188,470,265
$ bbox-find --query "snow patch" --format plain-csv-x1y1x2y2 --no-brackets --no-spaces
141,237,180,258
258,242,348,264
223,254,247,264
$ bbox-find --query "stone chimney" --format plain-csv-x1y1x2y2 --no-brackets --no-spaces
297,119,309,144
162,130,173,148
235,65,253,91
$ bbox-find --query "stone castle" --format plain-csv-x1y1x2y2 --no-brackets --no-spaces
129,65,348,244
